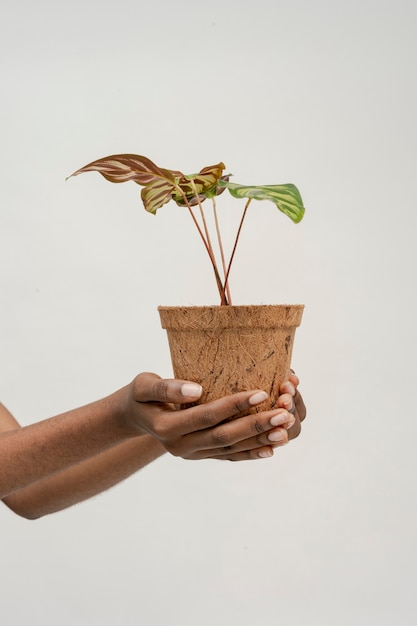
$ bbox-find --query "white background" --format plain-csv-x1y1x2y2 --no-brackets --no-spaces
1,0,416,624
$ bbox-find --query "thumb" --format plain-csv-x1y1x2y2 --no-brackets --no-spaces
132,372,203,404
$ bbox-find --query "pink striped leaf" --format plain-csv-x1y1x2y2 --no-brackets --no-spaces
68,153,178,186
68,154,227,213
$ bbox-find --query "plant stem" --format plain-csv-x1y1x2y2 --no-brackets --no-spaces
224,198,252,294
190,180,216,267
176,185,228,305
212,197,232,304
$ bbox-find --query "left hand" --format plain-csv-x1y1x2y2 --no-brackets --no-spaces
275,371,307,443
124,372,306,461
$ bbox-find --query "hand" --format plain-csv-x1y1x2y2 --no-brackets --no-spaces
275,371,307,443
122,372,305,461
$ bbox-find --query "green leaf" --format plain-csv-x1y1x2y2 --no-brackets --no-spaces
141,179,177,214
187,162,226,196
172,162,226,206
218,180,305,223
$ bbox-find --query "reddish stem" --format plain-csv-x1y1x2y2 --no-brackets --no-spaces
176,186,228,305
224,198,252,294
212,197,232,304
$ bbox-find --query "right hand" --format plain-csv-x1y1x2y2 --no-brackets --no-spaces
121,372,296,461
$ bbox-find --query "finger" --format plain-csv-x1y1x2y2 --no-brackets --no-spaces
277,392,294,412
147,388,272,443
286,415,302,440
208,426,290,456
184,443,277,461
193,426,291,459
212,446,276,461
294,389,307,422
283,371,306,422
280,380,296,396
172,389,270,437
181,408,294,454
289,371,300,387
132,372,203,404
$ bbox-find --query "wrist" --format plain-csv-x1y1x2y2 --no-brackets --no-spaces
113,383,148,437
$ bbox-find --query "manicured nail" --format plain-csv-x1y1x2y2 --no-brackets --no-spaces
249,391,268,406
270,412,288,427
286,416,296,429
181,383,203,398
283,402,293,413
268,430,285,442
258,449,273,458
287,383,296,396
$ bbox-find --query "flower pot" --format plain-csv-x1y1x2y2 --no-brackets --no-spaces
158,304,304,412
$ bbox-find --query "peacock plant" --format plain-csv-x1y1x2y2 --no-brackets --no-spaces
68,154,305,305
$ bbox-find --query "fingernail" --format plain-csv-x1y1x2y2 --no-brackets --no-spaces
286,416,296,429
287,383,296,396
258,449,273,458
270,412,288,426
249,391,268,406
181,383,203,398
268,430,285,442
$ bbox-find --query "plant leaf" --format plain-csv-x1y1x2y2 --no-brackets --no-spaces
67,153,178,186
141,179,176,214
218,180,305,223
172,162,226,206
187,162,226,196
67,153,184,213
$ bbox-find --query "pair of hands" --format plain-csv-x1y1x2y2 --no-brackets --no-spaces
123,372,306,461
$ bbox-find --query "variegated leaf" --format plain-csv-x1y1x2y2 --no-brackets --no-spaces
141,179,176,214
218,180,305,223
68,155,228,212
185,162,226,196
172,162,226,206
68,154,177,187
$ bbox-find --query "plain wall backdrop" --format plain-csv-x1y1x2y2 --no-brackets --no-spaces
1,1,416,624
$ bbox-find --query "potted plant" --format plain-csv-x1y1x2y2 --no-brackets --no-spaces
68,154,305,412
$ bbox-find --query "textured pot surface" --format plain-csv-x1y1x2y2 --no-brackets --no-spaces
158,305,304,412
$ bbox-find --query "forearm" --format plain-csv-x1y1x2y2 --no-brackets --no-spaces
0,387,138,500
3,435,166,519
0,371,305,518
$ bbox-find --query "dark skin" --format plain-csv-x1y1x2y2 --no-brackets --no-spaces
0,372,306,519
128,372,306,459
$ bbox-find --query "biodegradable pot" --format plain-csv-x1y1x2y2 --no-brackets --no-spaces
158,304,304,412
